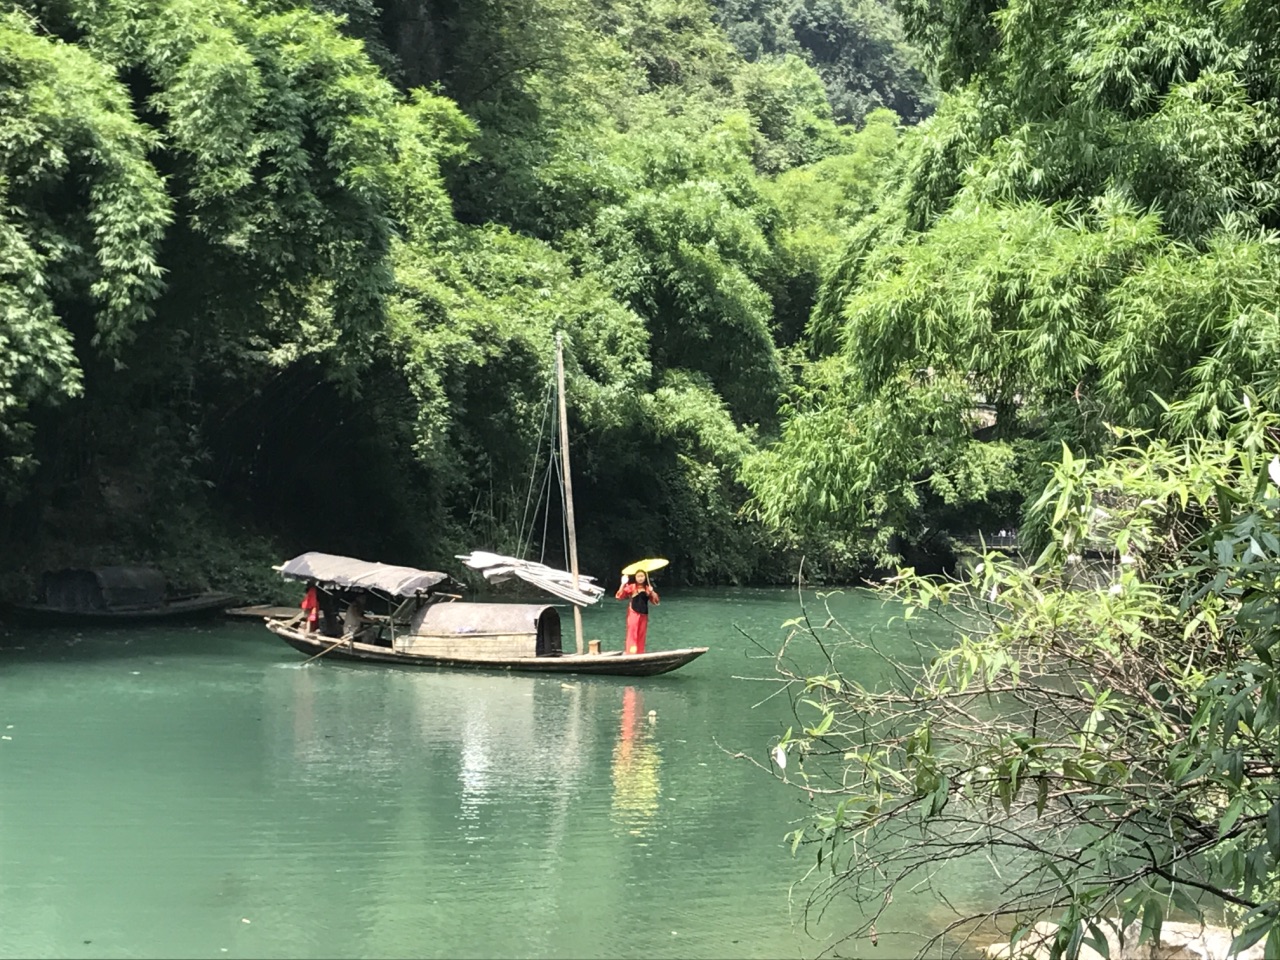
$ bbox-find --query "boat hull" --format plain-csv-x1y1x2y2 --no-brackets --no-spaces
6,593,237,626
266,619,707,677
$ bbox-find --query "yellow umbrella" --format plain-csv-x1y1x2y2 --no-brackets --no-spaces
621,558,669,576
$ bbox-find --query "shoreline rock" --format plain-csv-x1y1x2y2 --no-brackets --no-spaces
984,920,1264,960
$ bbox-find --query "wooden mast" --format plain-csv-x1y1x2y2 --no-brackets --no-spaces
555,333,585,655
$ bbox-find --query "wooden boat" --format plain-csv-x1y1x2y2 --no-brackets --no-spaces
264,334,708,676
262,551,707,676
8,566,235,625
266,616,706,676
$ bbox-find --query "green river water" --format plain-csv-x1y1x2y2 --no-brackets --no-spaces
0,587,993,959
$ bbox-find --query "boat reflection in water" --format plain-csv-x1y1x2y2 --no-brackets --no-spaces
611,686,662,837
279,661,597,791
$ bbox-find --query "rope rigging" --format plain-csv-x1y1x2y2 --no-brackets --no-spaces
456,339,603,608
516,367,567,569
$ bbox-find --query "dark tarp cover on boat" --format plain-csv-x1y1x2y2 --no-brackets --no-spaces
42,566,167,611
277,552,457,598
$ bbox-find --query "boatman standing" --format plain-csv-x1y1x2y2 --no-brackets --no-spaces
615,570,660,655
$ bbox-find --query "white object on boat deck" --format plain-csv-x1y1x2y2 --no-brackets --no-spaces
456,551,605,607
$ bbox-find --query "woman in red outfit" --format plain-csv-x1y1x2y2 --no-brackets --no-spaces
300,583,320,632
615,570,660,655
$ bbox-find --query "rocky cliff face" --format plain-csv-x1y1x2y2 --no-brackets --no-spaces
380,0,447,89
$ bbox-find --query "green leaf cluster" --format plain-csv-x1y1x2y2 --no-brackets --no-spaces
709,0,935,124
747,0,1280,567
767,407,1280,953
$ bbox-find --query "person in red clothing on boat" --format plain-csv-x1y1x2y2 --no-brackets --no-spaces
300,582,321,633
615,570,660,655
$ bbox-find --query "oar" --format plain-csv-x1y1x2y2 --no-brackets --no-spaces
301,632,354,665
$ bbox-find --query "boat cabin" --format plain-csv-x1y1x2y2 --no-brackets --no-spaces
402,602,562,659
40,566,168,612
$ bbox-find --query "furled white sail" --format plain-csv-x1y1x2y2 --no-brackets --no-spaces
455,551,605,608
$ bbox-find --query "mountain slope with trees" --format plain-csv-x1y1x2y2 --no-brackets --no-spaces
0,0,921,598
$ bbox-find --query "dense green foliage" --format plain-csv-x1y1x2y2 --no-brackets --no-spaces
0,0,919,598
771,412,1280,955
745,0,1280,570
708,0,935,124
1,0,461,595
734,0,1280,951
